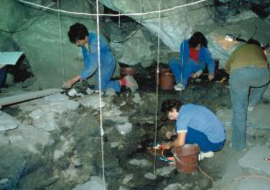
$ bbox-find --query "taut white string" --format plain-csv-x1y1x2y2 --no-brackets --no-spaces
57,0,65,83
18,0,210,17
153,0,161,175
95,0,106,188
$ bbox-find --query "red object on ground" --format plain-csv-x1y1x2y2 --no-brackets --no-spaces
120,78,127,86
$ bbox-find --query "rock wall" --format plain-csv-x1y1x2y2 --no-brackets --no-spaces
2,0,270,88
0,0,29,51
12,0,100,89
99,0,215,52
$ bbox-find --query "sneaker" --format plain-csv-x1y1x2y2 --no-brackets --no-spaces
198,151,214,161
195,70,203,77
174,83,185,91
124,75,138,92
248,105,254,111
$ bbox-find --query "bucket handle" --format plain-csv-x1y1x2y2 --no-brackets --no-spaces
173,153,198,167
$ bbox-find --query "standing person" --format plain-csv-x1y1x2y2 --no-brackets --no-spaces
225,39,270,151
169,32,215,91
161,99,225,160
63,23,138,92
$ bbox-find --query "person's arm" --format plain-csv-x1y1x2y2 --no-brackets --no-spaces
62,75,81,89
171,132,186,147
63,39,99,89
80,39,99,80
80,55,98,80
163,132,186,149
165,129,177,139
202,48,215,81
180,40,189,65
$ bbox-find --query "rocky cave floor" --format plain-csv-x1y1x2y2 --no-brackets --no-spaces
0,68,270,190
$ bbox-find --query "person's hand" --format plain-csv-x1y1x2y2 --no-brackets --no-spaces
62,75,81,89
191,70,203,79
165,131,173,139
208,74,215,81
62,80,73,89
162,142,171,150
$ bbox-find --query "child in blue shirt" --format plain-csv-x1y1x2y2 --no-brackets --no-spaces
161,99,225,160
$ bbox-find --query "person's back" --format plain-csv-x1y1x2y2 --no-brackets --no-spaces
225,44,268,73
81,33,111,69
176,104,225,143
87,33,110,54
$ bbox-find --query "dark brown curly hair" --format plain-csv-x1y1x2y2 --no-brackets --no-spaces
189,31,208,48
68,23,89,44
161,99,183,116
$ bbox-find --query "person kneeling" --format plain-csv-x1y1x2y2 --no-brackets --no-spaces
161,99,226,160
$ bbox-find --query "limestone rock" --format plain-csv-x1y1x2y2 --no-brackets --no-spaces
144,172,157,180
0,0,29,50
156,166,175,176
110,29,152,65
0,111,19,131
78,94,106,109
164,183,185,190
238,146,270,176
128,159,152,167
12,0,96,88
7,124,53,154
100,0,214,51
116,123,132,135
122,174,133,185
0,132,9,145
72,176,107,190
0,146,27,189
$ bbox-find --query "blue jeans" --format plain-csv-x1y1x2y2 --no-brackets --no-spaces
0,67,6,89
185,127,225,152
94,51,121,92
229,67,270,151
169,58,205,87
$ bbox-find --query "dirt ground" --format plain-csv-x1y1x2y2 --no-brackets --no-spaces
1,66,270,190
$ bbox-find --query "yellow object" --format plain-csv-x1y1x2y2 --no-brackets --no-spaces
217,77,227,83
85,43,90,51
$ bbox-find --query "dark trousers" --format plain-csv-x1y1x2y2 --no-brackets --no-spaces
185,127,225,152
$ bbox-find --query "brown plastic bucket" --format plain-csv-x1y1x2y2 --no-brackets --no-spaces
160,71,174,90
172,144,200,174
154,68,170,84
120,67,137,79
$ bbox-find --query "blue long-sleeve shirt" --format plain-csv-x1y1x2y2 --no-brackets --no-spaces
180,40,215,74
80,33,110,79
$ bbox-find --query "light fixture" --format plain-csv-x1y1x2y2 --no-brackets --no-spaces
225,34,235,42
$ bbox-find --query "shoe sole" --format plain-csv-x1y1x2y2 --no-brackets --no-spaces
174,87,184,91
125,75,138,92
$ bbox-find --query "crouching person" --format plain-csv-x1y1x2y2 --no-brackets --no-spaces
161,99,226,160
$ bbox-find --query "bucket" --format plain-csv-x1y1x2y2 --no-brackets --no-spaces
120,67,137,79
160,71,174,90
154,68,170,84
172,144,200,174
